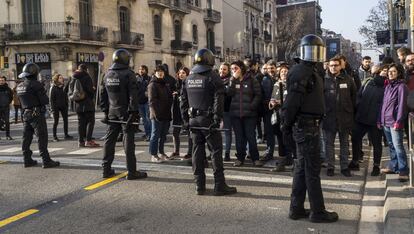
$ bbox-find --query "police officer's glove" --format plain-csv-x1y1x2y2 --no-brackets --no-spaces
126,112,140,128
101,112,109,124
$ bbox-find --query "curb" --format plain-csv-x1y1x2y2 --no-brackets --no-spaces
383,174,414,234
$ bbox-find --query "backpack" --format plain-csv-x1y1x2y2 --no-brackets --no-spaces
68,78,86,102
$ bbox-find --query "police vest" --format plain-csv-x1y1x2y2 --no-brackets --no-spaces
186,73,214,112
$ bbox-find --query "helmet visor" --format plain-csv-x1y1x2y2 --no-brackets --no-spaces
300,45,326,63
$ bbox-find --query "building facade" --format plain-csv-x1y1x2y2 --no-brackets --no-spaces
222,0,277,63
0,0,223,84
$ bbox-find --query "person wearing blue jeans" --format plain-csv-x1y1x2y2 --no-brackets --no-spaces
220,62,232,161
223,112,232,160
138,103,151,140
149,119,170,157
383,127,409,177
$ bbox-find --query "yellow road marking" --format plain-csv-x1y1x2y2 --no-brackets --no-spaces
0,209,39,228
84,172,128,191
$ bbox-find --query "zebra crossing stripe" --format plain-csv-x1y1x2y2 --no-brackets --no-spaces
0,147,21,153
115,150,145,156
33,148,64,154
67,148,102,155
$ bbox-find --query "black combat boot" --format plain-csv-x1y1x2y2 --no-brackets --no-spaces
196,182,206,195
309,210,339,223
289,208,310,220
214,183,237,196
103,168,115,178
24,158,38,168
126,171,148,180
224,152,230,162
42,159,60,168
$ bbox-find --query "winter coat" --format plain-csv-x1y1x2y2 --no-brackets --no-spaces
358,66,371,83
148,77,173,121
12,86,20,106
355,75,385,126
322,72,357,132
221,74,232,112
0,84,13,108
228,72,262,118
270,80,288,110
70,70,95,113
136,74,150,104
380,79,408,129
261,75,277,113
49,82,68,111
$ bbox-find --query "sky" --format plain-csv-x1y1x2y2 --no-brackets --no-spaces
318,0,381,60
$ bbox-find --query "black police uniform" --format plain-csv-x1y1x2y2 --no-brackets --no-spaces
100,49,147,180
181,48,236,196
17,63,59,168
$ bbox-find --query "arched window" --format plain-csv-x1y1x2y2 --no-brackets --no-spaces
153,14,162,39
192,24,198,44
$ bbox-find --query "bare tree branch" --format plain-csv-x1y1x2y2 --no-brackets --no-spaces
359,0,388,48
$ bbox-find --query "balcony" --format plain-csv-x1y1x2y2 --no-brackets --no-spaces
243,0,263,12
170,0,190,14
264,31,272,43
252,28,260,37
171,39,192,54
4,22,108,44
264,12,271,22
148,0,171,8
203,9,221,24
113,31,144,50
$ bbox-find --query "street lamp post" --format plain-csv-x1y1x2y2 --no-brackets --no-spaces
251,13,255,59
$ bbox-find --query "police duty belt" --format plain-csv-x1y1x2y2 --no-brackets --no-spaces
172,125,230,132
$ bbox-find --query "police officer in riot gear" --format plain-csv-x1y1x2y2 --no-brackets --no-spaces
17,63,60,168
100,49,147,180
181,48,237,196
281,35,338,222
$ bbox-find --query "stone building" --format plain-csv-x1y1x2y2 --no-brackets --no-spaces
0,0,223,85
222,0,277,63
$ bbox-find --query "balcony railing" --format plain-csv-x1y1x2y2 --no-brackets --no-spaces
170,0,190,14
264,30,272,42
4,22,108,43
113,31,144,49
243,0,263,12
264,12,271,21
148,0,171,8
171,39,192,52
203,9,221,24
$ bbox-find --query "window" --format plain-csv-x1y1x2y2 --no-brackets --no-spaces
22,0,42,24
207,29,215,53
119,7,130,33
153,14,162,39
245,11,249,30
192,24,198,44
79,0,91,26
329,42,337,53
174,20,182,41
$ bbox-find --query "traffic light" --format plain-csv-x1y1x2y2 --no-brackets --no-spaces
0,56,9,69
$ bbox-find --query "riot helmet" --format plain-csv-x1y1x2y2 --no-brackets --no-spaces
18,63,40,79
192,48,215,73
112,49,131,66
299,34,326,63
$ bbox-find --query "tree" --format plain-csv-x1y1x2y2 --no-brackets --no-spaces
275,10,305,61
359,0,389,48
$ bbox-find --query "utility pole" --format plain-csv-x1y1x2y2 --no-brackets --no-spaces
251,12,255,59
389,0,396,59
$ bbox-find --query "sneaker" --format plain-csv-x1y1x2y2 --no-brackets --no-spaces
340,169,352,177
326,168,334,177
233,160,244,167
182,154,192,160
151,155,163,163
159,153,168,161
85,140,100,147
252,160,264,167
126,171,148,180
168,152,180,160
103,168,115,178
64,135,74,140
224,152,230,162
380,168,396,174
5,135,13,140
289,209,310,220
259,154,273,162
371,166,380,176
78,141,86,147
309,210,339,223
53,137,59,142
398,174,409,182
348,161,360,171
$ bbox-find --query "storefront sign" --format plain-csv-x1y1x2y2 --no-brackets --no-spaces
15,53,51,64
77,53,99,63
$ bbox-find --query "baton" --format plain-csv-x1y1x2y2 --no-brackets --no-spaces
172,125,230,132
107,120,140,125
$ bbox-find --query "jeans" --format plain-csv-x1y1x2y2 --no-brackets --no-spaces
138,103,151,137
232,116,259,162
263,112,275,157
172,126,193,155
383,126,409,175
14,105,22,123
0,107,10,135
324,129,350,170
77,111,95,143
223,112,232,154
351,122,382,166
52,108,69,137
149,119,170,155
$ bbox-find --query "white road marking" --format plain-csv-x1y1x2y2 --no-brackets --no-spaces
115,150,145,156
0,147,21,153
67,148,102,155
